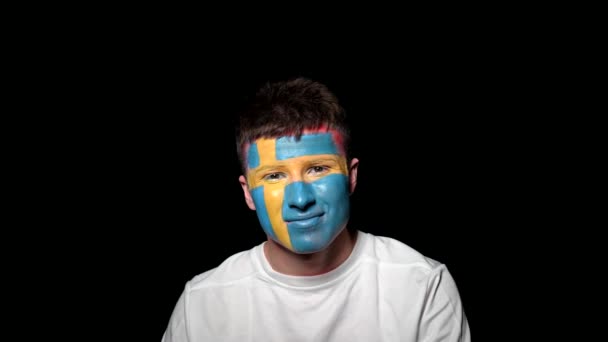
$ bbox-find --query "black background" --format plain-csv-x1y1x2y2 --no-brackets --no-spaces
27,32,566,340
5,1,598,337
123,62,526,339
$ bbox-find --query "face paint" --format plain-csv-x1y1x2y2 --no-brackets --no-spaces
245,130,350,254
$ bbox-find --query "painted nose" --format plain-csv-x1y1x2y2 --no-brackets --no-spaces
284,181,315,210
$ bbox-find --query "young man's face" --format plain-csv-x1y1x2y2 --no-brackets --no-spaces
240,130,357,254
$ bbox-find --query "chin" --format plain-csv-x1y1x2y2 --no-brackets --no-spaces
288,226,344,254
292,244,327,254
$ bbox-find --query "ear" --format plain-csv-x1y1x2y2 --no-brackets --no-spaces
239,175,256,210
348,158,359,194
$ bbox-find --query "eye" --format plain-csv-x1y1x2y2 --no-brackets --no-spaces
308,165,329,176
263,172,286,183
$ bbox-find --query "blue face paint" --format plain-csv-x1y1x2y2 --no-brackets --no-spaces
283,173,350,253
275,133,339,160
245,131,350,253
247,143,260,169
251,186,278,242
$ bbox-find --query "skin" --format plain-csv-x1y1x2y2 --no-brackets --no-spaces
239,129,359,276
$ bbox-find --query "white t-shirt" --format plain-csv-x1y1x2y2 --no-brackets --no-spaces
162,230,470,342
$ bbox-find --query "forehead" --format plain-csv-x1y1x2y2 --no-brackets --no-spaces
247,131,344,168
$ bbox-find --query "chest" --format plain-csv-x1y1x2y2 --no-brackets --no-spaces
190,274,426,341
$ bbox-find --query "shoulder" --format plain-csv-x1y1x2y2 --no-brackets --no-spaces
186,245,261,293
166,245,264,339
359,231,465,308
362,231,442,271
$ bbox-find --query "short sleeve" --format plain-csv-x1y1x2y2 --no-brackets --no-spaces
162,284,189,342
419,265,471,342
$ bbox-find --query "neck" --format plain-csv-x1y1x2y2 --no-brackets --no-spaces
264,228,357,276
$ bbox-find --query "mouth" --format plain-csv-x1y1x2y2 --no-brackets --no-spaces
285,214,323,228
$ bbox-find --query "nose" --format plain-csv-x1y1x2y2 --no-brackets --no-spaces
284,181,315,210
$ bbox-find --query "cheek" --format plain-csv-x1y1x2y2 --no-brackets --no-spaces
264,186,285,212
253,184,286,225
312,174,349,203
256,184,294,250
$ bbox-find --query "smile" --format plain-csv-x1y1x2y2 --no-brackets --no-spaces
286,214,323,228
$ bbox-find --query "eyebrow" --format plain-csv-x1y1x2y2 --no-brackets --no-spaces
253,157,340,172
306,157,340,164
253,165,283,174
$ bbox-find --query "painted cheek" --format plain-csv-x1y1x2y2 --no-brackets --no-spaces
311,174,350,222
260,183,293,250
286,174,350,253
264,186,285,224
303,173,346,200
250,187,278,241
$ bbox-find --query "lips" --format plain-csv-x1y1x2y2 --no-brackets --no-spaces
284,211,323,222
285,213,323,229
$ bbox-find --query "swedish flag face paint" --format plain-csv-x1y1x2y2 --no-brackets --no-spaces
245,131,350,254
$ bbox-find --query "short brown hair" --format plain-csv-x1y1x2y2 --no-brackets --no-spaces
236,77,351,170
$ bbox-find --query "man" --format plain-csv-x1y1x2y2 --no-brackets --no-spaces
162,77,470,341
